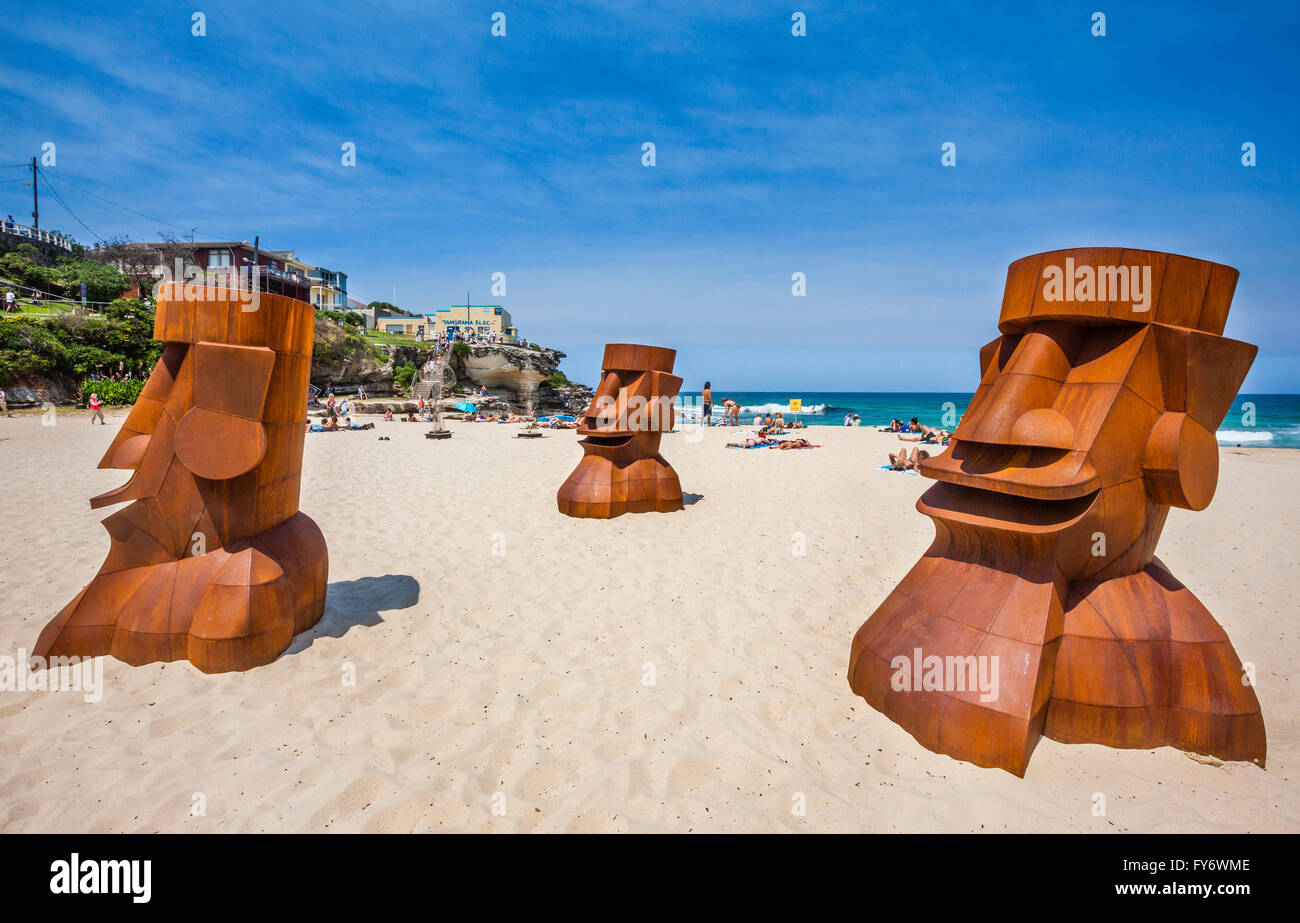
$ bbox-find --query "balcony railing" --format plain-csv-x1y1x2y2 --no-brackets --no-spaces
262,265,311,286
198,266,311,292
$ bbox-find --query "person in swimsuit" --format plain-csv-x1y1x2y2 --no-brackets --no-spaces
701,381,713,426
888,447,929,470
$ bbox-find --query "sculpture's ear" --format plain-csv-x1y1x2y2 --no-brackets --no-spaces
1143,328,1257,511
651,371,683,401
649,371,683,432
174,343,275,480
1153,326,1257,430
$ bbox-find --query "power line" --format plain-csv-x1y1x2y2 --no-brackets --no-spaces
37,171,103,243
38,169,217,240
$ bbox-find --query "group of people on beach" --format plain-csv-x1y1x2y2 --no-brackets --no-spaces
727,432,816,450
880,417,957,470
883,417,952,444
309,411,375,432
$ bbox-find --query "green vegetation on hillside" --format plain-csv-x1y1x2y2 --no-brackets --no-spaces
0,298,161,389
318,308,362,328
0,244,131,305
313,314,389,365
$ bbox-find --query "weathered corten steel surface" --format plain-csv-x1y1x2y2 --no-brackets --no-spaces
849,249,1265,775
557,343,684,518
34,285,328,673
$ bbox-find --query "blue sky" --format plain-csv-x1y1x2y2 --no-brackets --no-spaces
2,1,1296,391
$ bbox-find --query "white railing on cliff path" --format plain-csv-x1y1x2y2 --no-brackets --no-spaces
0,220,75,252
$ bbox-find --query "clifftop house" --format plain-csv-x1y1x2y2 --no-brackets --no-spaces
110,240,346,307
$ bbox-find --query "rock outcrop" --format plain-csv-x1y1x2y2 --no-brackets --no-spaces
309,319,590,415
310,318,426,392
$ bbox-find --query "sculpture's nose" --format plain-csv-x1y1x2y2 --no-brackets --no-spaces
955,324,1080,448
1008,407,1075,450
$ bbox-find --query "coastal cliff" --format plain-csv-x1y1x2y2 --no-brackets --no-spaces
0,309,589,414
311,318,591,415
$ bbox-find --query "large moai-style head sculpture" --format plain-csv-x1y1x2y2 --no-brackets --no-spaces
849,248,1265,775
34,284,328,673
557,343,684,518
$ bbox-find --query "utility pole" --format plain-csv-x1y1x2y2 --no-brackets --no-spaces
252,235,259,293
30,157,38,229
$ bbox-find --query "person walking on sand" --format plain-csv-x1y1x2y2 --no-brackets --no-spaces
701,381,713,426
0,388,9,416
88,392,105,425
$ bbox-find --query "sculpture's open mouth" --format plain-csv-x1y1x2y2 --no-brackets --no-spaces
917,479,1100,533
578,433,634,447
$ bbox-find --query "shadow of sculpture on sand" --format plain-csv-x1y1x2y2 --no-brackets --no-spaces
282,574,420,656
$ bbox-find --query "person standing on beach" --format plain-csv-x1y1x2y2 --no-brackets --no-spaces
88,392,105,425
701,381,713,426
0,388,9,416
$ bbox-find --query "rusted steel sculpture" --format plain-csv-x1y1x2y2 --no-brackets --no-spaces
849,248,1265,775
34,284,328,673
557,343,684,518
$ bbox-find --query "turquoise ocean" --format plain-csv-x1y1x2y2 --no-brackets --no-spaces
674,392,1300,449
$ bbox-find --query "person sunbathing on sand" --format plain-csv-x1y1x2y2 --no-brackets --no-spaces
888,447,929,470
898,425,951,444
728,434,773,448
778,438,813,449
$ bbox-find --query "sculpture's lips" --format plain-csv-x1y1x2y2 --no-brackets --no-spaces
921,439,1100,501
918,480,1100,533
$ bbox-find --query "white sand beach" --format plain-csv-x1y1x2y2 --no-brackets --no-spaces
1,409,1296,833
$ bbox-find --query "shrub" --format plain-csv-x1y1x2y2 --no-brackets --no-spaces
452,341,470,358
392,363,418,393
81,377,146,405
0,298,160,388
547,370,570,389
318,309,363,327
